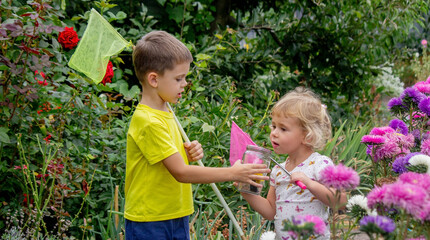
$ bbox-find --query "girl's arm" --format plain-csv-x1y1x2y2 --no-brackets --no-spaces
290,172,347,209
240,186,277,220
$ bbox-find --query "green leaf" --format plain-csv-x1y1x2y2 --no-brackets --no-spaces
201,123,215,133
116,11,127,20
196,53,212,61
0,127,10,143
0,65,9,71
156,0,166,6
166,6,183,23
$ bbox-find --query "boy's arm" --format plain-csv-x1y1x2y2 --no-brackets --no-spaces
240,186,277,220
162,152,270,186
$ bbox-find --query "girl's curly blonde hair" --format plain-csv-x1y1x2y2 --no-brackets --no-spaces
271,87,332,150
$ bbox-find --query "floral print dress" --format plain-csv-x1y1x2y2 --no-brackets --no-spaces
269,152,333,240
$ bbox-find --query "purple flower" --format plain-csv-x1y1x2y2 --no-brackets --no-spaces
367,186,388,209
389,119,408,135
359,215,396,233
419,97,430,116
369,127,395,136
383,182,427,215
414,81,430,94
320,164,360,190
392,152,421,174
293,215,326,235
401,87,426,106
422,139,430,155
387,97,406,113
412,129,421,141
361,135,386,145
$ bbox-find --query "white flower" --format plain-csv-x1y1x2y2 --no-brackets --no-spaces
409,154,430,174
260,231,276,240
346,195,376,216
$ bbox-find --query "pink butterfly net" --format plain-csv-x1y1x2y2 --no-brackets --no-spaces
229,121,258,165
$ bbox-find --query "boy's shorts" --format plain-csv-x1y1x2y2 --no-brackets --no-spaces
125,215,190,240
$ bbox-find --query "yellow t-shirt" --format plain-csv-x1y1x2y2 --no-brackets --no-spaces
124,104,194,221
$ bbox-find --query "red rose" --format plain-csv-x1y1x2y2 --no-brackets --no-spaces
58,27,79,49
101,61,114,85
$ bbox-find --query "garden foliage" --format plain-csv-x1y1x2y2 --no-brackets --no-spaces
0,0,430,239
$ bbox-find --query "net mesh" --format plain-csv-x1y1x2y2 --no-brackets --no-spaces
68,8,132,84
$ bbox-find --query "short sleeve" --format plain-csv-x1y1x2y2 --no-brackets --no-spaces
136,120,178,165
314,155,334,181
270,165,279,187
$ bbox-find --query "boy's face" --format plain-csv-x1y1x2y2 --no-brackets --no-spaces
156,62,190,104
269,115,307,155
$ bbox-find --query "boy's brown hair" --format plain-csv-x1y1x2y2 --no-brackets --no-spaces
132,31,193,83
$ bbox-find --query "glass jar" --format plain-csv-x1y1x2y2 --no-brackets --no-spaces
237,145,271,195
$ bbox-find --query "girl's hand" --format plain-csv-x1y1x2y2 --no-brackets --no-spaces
184,140,204,162
231,161,271,187
290,172,312,186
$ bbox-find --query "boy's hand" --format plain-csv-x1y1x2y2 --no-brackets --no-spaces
231,161,271,188
184,140,204,162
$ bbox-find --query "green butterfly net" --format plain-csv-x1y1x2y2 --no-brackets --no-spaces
68,8,132,84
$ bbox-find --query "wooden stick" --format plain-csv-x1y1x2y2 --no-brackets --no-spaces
114,185,119,229
167,103,245,239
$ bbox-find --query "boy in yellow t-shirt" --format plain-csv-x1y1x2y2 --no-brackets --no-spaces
125,30,271,240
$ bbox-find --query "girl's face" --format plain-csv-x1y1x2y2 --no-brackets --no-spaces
270,114,307,155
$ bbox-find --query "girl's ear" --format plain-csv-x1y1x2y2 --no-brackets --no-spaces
147,72,158,88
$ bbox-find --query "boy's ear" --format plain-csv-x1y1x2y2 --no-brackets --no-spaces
147,72,158,88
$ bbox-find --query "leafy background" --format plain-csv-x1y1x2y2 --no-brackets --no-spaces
1,0,429,239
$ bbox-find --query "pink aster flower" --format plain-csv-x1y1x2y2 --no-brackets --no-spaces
367,185,388,209
320,164,360,190
361,135,386,145
372,139,401,161
426,75,430,83
421,139,430,155
294,215,327,235
369,126,395,136
414,81,430,94
398,171,430,193
416,202,430,221
422,39,428,47
383,182,427,215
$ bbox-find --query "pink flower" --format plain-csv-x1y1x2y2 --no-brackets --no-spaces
416,202,430,221
398,172,430,193
369,127,395,136
414,81,430,94
14,165,28,170
320,164,360,190
383,182,427,215
361,135,386,145
421,139,430,155
367,186,388,209
372,140,401,161
422,39,428,47
294,215,327,235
